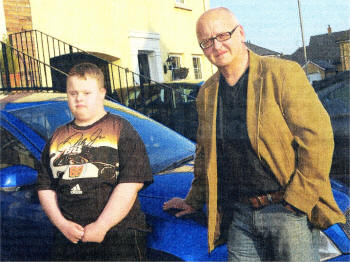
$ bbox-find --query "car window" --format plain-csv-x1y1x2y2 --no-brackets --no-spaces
9,102,73,140
5,100,195,174
0,127,40,170
105,105,195,173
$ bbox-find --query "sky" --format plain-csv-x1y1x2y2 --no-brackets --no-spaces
210,0,350,55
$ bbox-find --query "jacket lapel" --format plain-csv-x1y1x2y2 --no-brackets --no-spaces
203,71,220,252
246,51,263,156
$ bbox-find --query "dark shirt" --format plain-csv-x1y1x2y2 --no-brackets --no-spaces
37,113,153,232
216,69,281,207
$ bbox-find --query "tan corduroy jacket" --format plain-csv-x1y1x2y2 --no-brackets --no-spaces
185,50,346,252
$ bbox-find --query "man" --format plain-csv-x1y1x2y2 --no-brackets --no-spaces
37,63,153,261
163,7,345,261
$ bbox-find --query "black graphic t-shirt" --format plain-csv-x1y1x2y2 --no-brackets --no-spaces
37,113,153,232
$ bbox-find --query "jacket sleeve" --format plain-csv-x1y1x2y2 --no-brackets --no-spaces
281,61,334,215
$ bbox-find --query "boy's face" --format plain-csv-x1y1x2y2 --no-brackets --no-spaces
67,75,106,126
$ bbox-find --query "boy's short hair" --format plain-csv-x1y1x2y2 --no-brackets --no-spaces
67,62,105,89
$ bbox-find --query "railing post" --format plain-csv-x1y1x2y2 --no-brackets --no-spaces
1,42,11,91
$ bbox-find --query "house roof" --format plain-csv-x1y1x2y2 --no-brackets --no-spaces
335,30,350,42
285,28,350,67
312,59,336,70
303,60,337,71
245,42,281,56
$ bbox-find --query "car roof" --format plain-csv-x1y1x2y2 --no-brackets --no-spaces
0,92,151,120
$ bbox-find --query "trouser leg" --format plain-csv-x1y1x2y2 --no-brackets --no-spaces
101,229,148,261
260,203,320,262
227,203,265,262
226,202,319,262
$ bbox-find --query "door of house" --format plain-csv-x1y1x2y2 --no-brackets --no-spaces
137,53,150,85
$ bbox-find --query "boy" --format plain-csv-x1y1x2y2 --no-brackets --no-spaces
37,62,153,261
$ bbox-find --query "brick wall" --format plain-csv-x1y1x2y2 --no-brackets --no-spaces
2,0,38,87
3,0,33,35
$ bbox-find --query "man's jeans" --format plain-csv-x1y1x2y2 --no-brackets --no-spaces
227,202,320,262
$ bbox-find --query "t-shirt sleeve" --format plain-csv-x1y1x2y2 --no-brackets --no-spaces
36,139,56,191
117,119,153,187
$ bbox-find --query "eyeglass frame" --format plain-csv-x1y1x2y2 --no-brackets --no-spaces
199,24,240,49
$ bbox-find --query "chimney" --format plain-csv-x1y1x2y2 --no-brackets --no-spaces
327,25,332,35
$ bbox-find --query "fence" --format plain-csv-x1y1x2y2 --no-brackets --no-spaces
1,31,199,139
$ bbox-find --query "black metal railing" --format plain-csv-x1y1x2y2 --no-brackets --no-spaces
1,31,200,139
0,40,68,92
6,30,198,118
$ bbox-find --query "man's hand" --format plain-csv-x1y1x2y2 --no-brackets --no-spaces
163,197,195,217
82,222,108,243
57,220,84,244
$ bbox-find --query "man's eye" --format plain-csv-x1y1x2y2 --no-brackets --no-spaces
217,33,229,40
201,39,210,46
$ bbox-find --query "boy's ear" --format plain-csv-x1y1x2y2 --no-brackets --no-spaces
100,87,107,96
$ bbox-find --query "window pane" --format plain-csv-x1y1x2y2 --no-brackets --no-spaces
192,57,202,79
10,102,73,140
0,127,39,170
170,56,181,69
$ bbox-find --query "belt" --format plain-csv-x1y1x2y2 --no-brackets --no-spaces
241,191,284,209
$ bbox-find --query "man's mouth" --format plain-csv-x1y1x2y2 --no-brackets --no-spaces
214,50,227,58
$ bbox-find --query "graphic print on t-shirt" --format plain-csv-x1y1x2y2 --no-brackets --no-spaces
50,126,120,181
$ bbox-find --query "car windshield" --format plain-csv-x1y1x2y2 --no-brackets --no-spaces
6,100,195,174
318,84,350,186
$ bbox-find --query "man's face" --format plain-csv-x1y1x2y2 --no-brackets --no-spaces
67,75,106,126
197,14,245,68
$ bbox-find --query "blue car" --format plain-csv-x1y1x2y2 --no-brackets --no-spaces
1,92,349,261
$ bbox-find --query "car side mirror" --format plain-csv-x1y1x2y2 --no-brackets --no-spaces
0,165,38,191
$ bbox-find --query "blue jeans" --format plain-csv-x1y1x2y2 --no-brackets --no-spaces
227,202,320,262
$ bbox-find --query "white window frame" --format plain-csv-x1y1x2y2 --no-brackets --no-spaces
174,0,192,11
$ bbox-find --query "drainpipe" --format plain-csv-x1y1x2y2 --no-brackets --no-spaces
297,0,308,76
203,0,207,11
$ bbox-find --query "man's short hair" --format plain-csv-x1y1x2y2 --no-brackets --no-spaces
67,62,105,89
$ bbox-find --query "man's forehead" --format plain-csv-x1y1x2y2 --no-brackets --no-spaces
196,16,235,38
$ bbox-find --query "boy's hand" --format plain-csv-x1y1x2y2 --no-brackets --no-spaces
58,220,84,244
82,222,108,243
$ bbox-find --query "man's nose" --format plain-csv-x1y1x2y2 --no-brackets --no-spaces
212,38,222,49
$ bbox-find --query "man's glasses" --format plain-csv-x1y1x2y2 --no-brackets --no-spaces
199,25,240,49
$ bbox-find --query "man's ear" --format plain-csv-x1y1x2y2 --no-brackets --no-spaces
239,25,246,43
